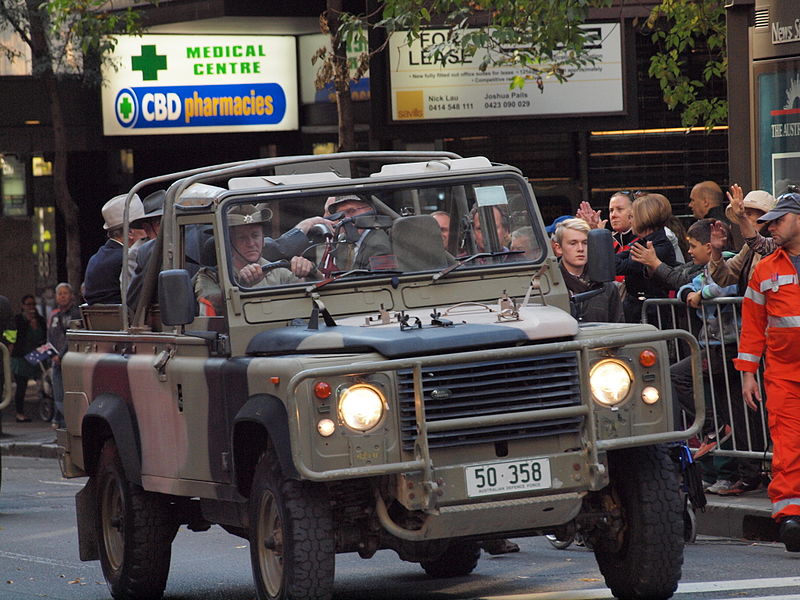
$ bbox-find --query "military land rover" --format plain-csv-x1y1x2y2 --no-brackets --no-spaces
59,152,703,600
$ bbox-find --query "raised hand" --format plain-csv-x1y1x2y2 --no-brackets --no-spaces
726,183,745,221
576,201,606,229
710,220,728,258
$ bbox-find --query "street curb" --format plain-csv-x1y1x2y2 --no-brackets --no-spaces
0,442,59,459
697,496,777,542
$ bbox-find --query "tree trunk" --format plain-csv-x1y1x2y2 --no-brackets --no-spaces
327,0,355,152
27,2,82,290
44,72,82,290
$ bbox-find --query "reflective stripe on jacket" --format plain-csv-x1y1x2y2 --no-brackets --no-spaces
734,246,800,379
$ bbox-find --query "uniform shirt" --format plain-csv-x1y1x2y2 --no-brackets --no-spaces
734,246,800,380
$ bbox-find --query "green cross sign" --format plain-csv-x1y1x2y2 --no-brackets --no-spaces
119,96,133,119
131,45,167,81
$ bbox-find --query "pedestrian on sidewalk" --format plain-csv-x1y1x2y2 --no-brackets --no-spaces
9,294,46,422
48,283,80,429
735,192,800,552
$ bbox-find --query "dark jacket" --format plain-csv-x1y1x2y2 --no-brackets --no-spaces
616,228,678,322
83,239,123,304
651,260,704,292
560,263,623,324
10,312,47,358
48,304,81,357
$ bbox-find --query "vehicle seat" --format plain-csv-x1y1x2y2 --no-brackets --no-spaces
199,235,217,268
391,215,453,271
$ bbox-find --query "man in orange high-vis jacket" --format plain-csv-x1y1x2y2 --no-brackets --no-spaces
734,191,800,552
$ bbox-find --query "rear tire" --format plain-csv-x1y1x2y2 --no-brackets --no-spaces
95,439,177,599
592,445,683,600
420,541,481,578
248,450,335,600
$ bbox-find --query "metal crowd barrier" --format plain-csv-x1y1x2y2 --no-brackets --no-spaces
642,297,772,463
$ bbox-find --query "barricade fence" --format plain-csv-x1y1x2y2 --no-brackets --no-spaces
641,297,772,465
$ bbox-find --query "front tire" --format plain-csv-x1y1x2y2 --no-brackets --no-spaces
420,541,481,578
95,439,177,600
592,445,683,600
248,450,334,600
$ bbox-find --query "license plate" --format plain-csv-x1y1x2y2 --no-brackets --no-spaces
465,458,551,497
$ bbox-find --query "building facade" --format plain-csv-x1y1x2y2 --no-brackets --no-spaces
0,0,730,303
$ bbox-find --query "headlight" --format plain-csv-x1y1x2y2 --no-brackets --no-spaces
338,384,385,431
589,359,632,406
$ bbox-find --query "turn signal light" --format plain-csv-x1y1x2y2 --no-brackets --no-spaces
314,381,332,399
639,349,657,367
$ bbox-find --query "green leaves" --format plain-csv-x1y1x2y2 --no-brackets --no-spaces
647,0,727,131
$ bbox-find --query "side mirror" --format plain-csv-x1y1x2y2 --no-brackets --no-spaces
584,229,615,283
158,269,197,326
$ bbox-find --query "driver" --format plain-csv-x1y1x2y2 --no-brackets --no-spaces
195,204,316,315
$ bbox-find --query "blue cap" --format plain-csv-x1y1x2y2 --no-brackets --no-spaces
757,192,800,223
546,215,573,234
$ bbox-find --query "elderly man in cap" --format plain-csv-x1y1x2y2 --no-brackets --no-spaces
83,193,146,305
327,195,392,271
735,191,800,551
708,186,776,291
195,204,315,316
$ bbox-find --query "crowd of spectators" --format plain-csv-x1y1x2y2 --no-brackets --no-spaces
545,182,794,536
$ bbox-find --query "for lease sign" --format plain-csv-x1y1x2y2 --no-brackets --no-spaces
388,23,623,122
101,34,298,135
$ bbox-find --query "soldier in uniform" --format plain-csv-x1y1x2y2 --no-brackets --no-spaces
195,204,315,315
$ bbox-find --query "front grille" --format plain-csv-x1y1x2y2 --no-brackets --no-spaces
397,352,582,451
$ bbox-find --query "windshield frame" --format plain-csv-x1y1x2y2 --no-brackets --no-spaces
216,168,548,296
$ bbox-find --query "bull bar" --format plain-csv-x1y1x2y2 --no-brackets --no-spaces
286,328,704,483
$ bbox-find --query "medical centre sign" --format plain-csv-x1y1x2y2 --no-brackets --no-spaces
101,34,298,135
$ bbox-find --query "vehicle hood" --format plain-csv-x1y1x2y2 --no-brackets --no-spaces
246,304,577,359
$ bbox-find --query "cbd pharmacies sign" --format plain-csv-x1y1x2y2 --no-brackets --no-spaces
101,34,298,135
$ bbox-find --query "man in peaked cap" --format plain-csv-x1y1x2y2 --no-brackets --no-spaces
735,192,800,552
83,193,146,305
194,203,316,316
325,195,392,271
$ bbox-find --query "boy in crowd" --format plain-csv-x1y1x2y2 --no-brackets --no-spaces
668,220,748,494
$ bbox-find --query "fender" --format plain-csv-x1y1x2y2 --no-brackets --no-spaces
232,394,298,494
81,393,142,485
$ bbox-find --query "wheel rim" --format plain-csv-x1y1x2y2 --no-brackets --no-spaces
100,474,125,572
255,489,284,597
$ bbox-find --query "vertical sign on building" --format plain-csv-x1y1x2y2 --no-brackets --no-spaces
756,60,800,195
101,34,298,135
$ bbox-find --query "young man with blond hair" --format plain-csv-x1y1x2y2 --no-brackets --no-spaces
553,218,622,323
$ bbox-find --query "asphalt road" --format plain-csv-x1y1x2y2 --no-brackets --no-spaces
2,456,800,600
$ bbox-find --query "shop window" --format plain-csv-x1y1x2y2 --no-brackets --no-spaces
32,156,52,177
1,155,27,217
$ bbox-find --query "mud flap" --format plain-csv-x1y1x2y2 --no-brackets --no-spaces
75,477,99,561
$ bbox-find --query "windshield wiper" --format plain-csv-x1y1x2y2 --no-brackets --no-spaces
305,269,402,294
432,250,524,282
